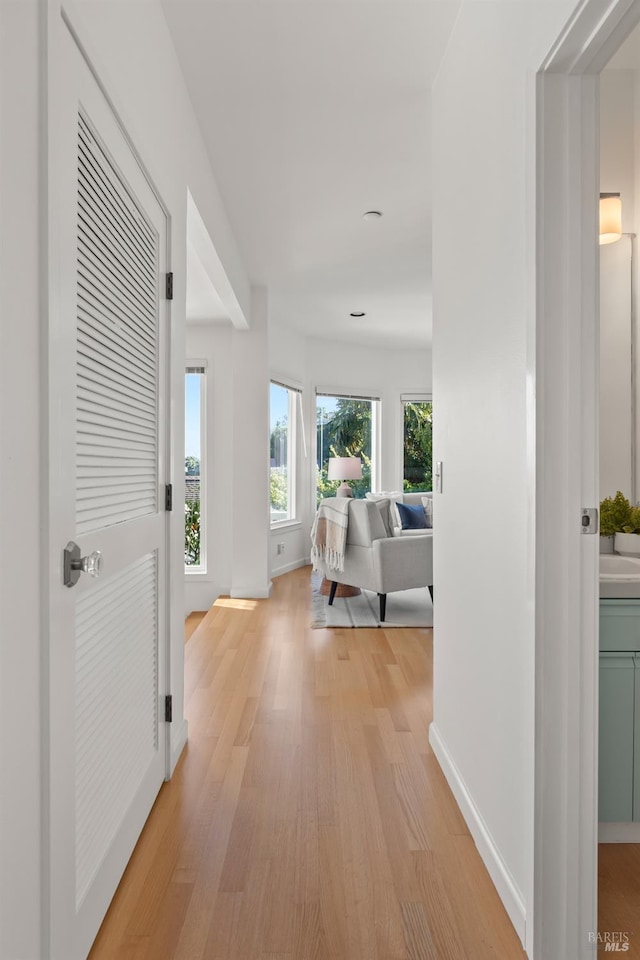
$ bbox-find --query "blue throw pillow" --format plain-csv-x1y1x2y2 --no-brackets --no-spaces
396,501,428,530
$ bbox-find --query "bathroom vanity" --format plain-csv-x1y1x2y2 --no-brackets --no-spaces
599,556,640,825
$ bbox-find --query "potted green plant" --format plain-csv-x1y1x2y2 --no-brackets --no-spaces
600,491,627,553
600,491,640,556
617,501,640,556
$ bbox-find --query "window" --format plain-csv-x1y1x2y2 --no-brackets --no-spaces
316,392,379,504
402,395,433,492
185,365,205,570
270,381,299,523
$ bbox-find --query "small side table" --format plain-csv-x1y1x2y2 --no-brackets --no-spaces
319,578,361,599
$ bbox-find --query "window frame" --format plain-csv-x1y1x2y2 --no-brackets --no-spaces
269,379,300,527
184,362,207,575
314,388,381,505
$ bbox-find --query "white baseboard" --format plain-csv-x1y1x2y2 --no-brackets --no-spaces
429,723,527,946
184,578,222,616
170,719,188,776
271,557,309,578
598,822,640,843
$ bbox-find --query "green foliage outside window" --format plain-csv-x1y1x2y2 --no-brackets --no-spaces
185,500,200,565
403,402,433,492
314,397,433,503
316,398,373,504
185,455,200,476
184,456,202,565
270,469,288,511
268,395,433,508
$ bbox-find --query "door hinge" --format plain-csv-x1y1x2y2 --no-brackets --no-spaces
165,483,173,511
165,695,173,723
581,507,598,534
166,272,174,301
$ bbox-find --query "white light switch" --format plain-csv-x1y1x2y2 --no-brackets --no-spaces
434,461,443,493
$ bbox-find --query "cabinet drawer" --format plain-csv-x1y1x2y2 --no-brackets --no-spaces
635,661,640,822
599,653,635,823
600,600,640,652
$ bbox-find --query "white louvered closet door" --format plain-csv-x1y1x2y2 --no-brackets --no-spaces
49,24,169,960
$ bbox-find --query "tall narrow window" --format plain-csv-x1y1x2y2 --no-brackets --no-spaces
316,392,379,504
185,365,205,570
402,395,433,492
270,381,298,523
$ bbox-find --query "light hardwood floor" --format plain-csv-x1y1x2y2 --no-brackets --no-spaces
184,611,207,643
89,565,525,960
599,844,640,957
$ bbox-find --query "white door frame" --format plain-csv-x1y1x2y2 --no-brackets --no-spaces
536,1,640,956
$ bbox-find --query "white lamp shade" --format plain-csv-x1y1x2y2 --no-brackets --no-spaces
327,456,362,481
599,194,622,245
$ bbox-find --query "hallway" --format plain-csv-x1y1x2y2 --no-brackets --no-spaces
89,566,525,960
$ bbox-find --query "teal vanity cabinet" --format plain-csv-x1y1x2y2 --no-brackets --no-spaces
599,600,640,822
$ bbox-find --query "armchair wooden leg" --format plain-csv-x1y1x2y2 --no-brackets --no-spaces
378,593,387,622
328,581,338,605
428,585,434,603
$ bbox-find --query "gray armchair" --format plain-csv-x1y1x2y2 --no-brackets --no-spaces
317,498,433,622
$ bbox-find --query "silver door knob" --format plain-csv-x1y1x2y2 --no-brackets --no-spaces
75,551,103,577
63,542,103,588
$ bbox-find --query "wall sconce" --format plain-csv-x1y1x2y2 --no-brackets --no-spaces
600,193,623,245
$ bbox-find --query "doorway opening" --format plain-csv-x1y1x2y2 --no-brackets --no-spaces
597,28,640,949
536,3,640,957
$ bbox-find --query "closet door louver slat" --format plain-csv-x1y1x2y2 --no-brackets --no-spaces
78,126,155,252
76,114,159,536
75,553,158,909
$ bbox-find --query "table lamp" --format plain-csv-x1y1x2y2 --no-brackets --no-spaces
327,456,362,497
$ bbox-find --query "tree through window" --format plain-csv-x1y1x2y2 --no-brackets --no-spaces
185,366,205,569
316,393,379,504
402,397,432,492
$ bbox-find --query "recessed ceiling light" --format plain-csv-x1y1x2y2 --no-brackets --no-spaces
363,210,383,220
350,311,366,318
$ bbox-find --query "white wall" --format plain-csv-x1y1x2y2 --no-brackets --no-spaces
269,323,311,579
184,297,272,613
600,241,633,499
0,4,44,956
430,2,574,954
231,288,271,598
0,0,251,953
634,68,640,500
600,70,634,501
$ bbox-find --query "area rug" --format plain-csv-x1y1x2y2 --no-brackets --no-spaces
310,572,433,629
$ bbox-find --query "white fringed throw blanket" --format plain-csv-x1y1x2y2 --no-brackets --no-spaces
310,497,351,572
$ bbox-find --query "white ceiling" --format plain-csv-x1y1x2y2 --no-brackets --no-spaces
607,24,640,69
162,0,461,348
